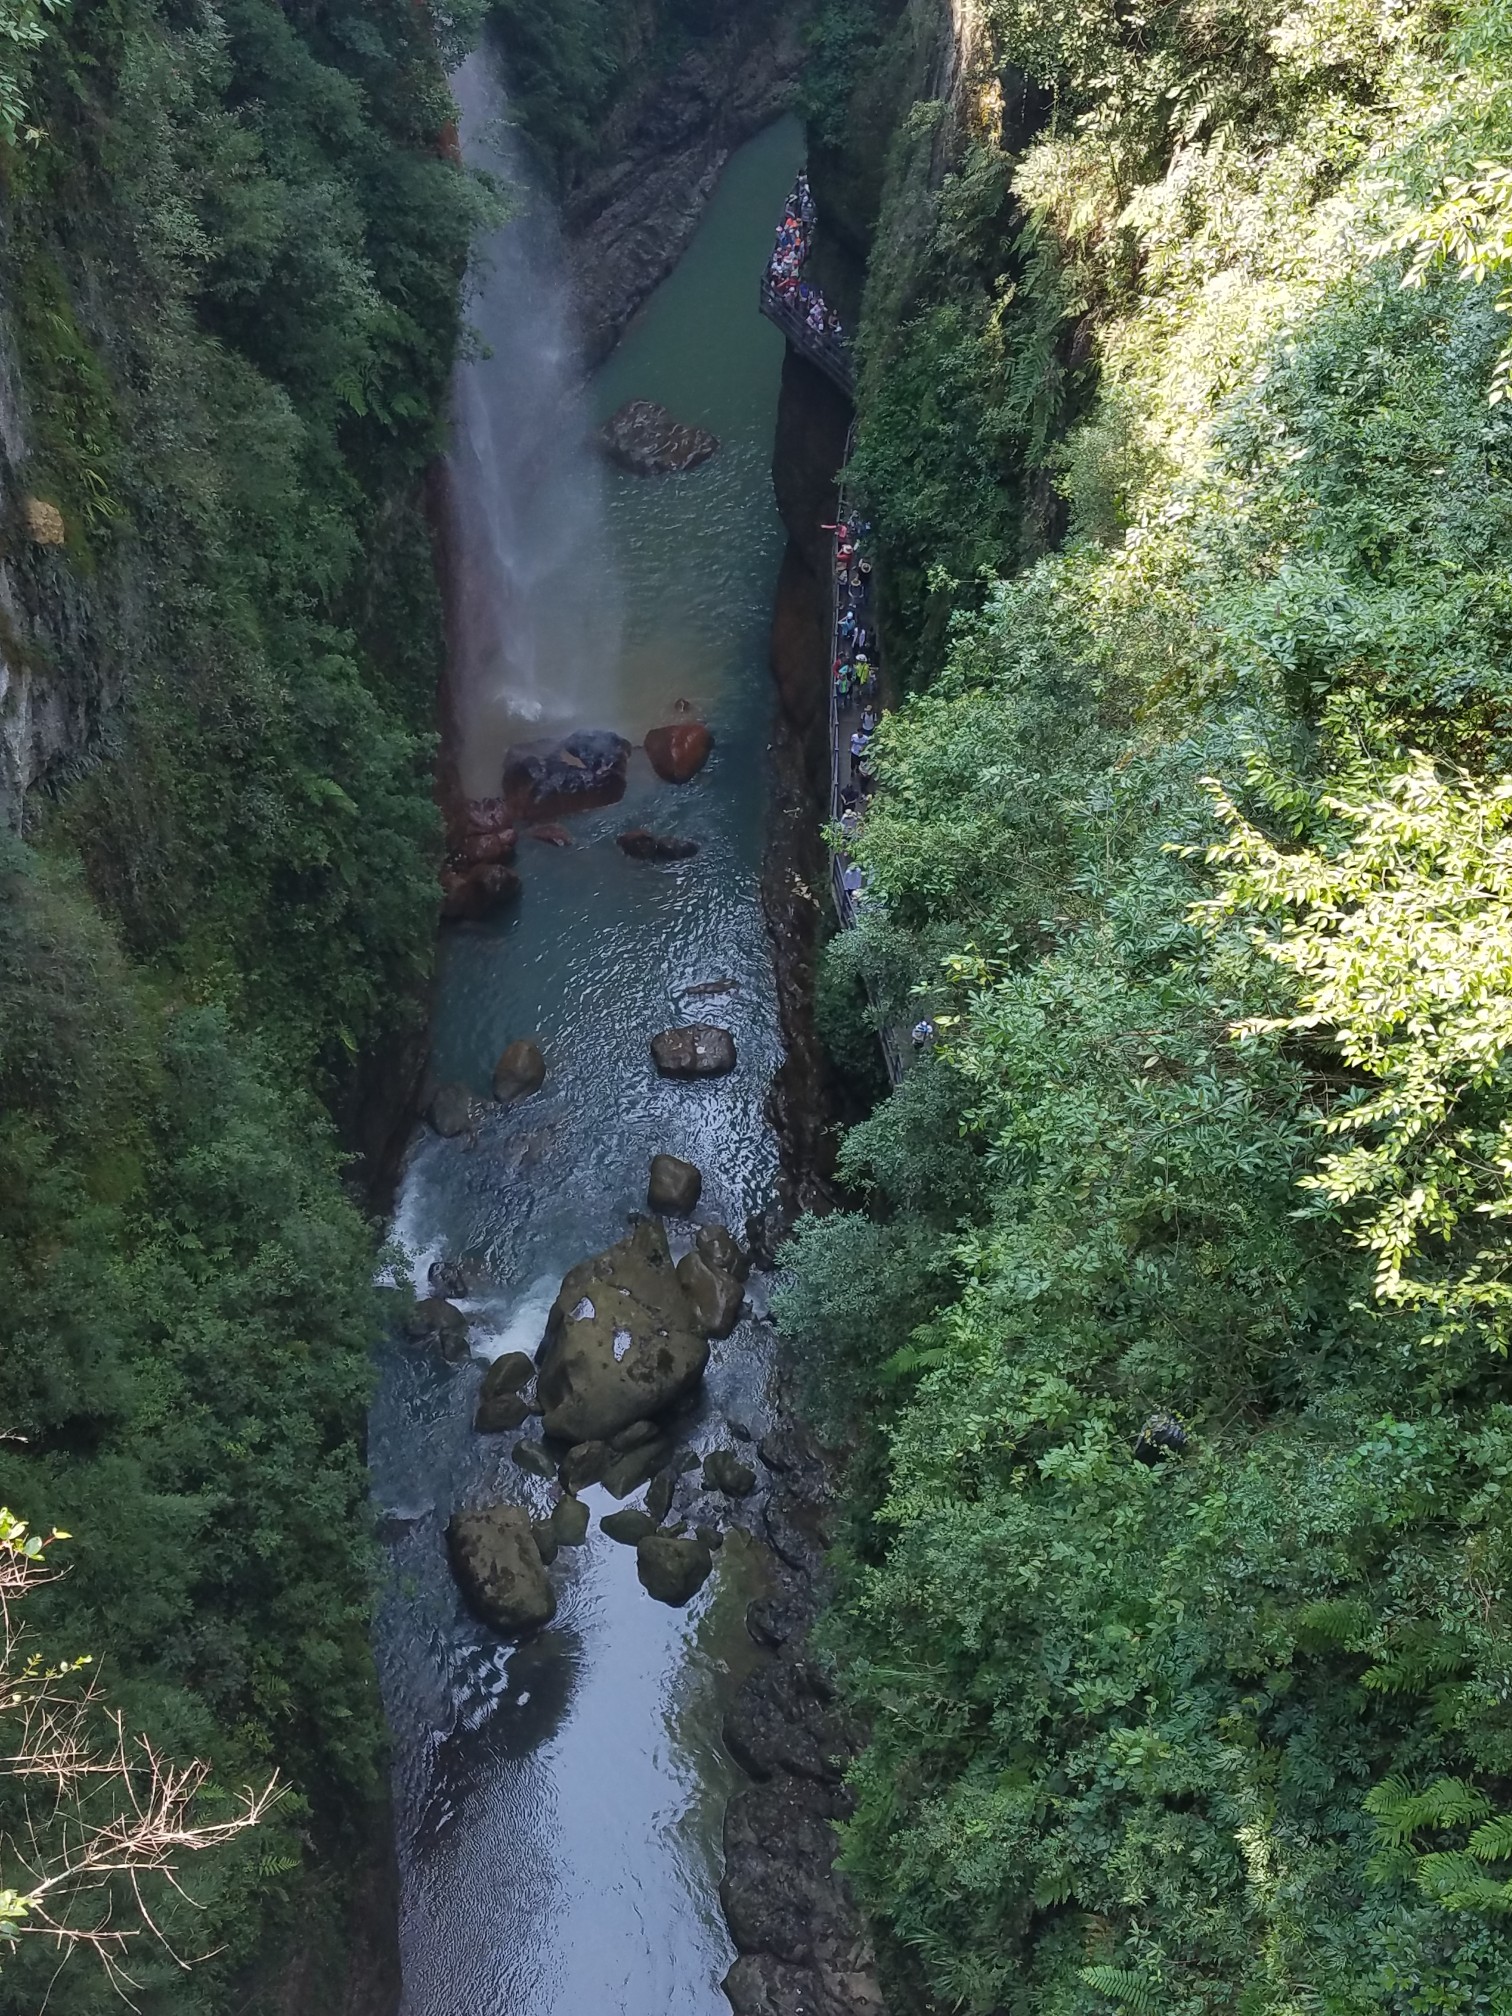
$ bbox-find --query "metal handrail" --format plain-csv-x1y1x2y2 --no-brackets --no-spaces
759,280,855,398
826,426,904,1088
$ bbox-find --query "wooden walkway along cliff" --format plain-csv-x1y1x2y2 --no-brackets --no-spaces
758,278,855,398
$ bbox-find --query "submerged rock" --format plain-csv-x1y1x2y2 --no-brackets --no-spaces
532,1519,560,1566
602,1507,659,1545
618,827,700,861
428,1083,477,1138
648,1153,703,1215
502,728,631,821
678,1250,745,1339
651,1024,736,1078
598,399,719,476
535,1218,708,1443
703,1448,757,1497
493,1038,546,1104
644,720,713,784
529,823,574,848
636,1533,713,1607
511,1439,558,1481
447,1505,555,1636
441,861,522,923
404,1296,470,1362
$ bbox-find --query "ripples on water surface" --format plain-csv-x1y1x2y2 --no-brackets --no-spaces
371,105,806,2016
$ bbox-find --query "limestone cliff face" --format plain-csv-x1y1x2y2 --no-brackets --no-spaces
557,0,812,359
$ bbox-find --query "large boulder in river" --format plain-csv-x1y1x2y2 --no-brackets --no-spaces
696,1222,750,1282
428,1082,477,1138
404,1296,470,1361
535,1218,708,1443
448,800,517,869
474,1350,536,1432
677,1250,744,1339
644,721,713,784
652,1024,736,1078
441,861,522,922
447,1504,556,1637
502,728,631,822
637,1532,714,1607
493,1038,546,1104
598,399,719,476
648,1153,702,1215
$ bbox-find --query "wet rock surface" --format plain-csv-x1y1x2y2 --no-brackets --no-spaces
598,398,719,475
618,826,700,860
677,1249,745,1338
502,728,631,821
651,1022,737,1078
440,860,521,922
644,718,714,782
648,1152,703,1214
428,1082,478,1138
446,1504,555,1637
493,1037,546,1104
636,1531,713,1605
534,1217,709,1442
404,1296,470,1361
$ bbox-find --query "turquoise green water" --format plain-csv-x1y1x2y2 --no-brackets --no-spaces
372,112,805,2016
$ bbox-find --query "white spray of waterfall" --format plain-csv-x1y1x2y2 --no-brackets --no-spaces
444,49,623,795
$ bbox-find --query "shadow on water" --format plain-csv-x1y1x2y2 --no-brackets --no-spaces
370,51,806,2016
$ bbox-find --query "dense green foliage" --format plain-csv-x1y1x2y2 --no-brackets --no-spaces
784,0,1512,2006
0,0,479,1998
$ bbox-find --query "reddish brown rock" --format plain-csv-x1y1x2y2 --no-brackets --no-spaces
529,823,574,848
645,721,713,784
441,862,522,922
503,730,631,820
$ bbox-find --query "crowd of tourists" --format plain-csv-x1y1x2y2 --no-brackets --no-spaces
826,511,883,921
766,173,846,341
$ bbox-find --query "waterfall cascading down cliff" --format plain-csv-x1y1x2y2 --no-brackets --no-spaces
443,48,623,797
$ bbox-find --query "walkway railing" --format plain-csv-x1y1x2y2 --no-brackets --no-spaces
827,431,904,1089
759,279,855,398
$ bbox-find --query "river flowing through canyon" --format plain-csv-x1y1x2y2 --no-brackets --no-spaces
370,52,806,2016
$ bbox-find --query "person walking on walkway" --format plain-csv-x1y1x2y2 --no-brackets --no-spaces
850,729,865,780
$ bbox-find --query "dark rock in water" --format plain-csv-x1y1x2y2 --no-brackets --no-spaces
601,1438,674,1500
696,1523,725,1551
550,1494,590,1546
428,1083,477,1138
404,1296,470,1362
648,1153,702,1215
651,1023,736,1078
441,861,522,923
502,728,631,822
678,1251,744,1339
511,1439,558,1481
721,1775,854,1965
485,1350,535,1393
636,1533,713,1606
475,1352,534,1431
450,827,518,869
598,398,719,476
726,1415,754,1443
644,1470,675,1524
532,1519,560,1566
698,1223,750,1282
644,720,713,783
744,1203,788,1270
493,1037,546,1104
602,1507,658,1545
559,1439,610,1492
617,827,700,861
447,1505,555,1636
609,1418,660,1452
529,822,574,848
680,975,739,999
757,1421,822,1475
745,1596,804,1649
723,1954,884,2016
428,1256,473,1298
703,1448,757,1497
723,1662,845,1784
474,1388,529,1434
535,1218,708,1442
673,1445,700,1474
